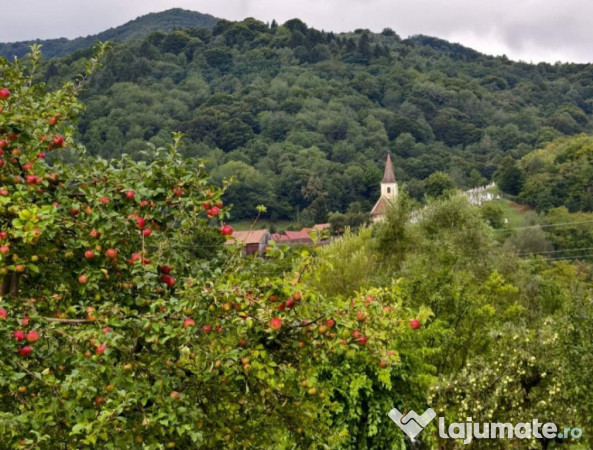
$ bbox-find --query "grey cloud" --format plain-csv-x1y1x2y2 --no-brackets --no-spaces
1,0,592,63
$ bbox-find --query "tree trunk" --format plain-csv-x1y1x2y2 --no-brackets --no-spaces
0,271,19,297
10,271,19,297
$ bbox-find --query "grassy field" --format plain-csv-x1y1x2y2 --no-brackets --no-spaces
488,198,531,228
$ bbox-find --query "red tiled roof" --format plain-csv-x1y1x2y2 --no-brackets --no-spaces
370,196,392,216
271,230,314,244
284,230,314,242
226,229,270,245
313,223,331,230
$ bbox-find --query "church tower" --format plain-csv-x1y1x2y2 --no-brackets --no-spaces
380,153,398,199
370,154,398,222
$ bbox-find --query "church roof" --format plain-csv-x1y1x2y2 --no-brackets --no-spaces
382,153,396,183
370,196,391,216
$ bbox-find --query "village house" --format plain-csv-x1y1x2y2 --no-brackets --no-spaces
225,229,271,256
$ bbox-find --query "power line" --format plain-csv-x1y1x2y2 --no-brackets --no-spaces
543,254,593,262
495,219,593,232
518,246,593,256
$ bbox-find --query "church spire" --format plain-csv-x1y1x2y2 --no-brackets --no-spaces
382,153,396,183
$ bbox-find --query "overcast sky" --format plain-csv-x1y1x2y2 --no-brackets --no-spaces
3,0,592,63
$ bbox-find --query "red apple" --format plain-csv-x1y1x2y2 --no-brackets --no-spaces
357,336,368,345
183,318,196,328
160,274,176,288
135,217,146,229
0,308,7,319
25,175,38,185
89,229,100,238
13,330,25,342
142,228,152,237
78,274,88,284
220,224,233,236
84,250,95,260
207,206,220,217
202,325,212,333
105,248,117,259
18,346,32,357
270,317,282,330
159,265,172,274
125,190,135,200
0,245,9,254
410,319,421,329
292,292,302,301
100,196,109,205
37,152,46,159
286,299,295,309
52,135,64,147
326,318,336,328
0,231,7,239
0,88,10,99
21,317,30,326
96,344,107,355
26,330,39,342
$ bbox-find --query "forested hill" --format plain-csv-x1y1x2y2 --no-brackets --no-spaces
0,9,218,59
37,14,593,222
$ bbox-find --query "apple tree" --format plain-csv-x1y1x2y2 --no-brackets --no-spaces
0,47,433,449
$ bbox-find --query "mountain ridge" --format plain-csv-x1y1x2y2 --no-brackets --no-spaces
0,8,218,59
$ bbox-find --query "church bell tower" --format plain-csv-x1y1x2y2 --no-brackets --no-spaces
380,153,398,199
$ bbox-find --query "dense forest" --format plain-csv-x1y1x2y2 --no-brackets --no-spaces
23,11,593,222
497,134,593,212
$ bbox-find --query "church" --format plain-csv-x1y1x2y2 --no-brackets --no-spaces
370,153,398,222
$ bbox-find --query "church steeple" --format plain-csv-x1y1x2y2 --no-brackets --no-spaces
380,153,398,200
382,153,396,183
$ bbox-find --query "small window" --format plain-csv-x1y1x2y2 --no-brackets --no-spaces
387,187,391,194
